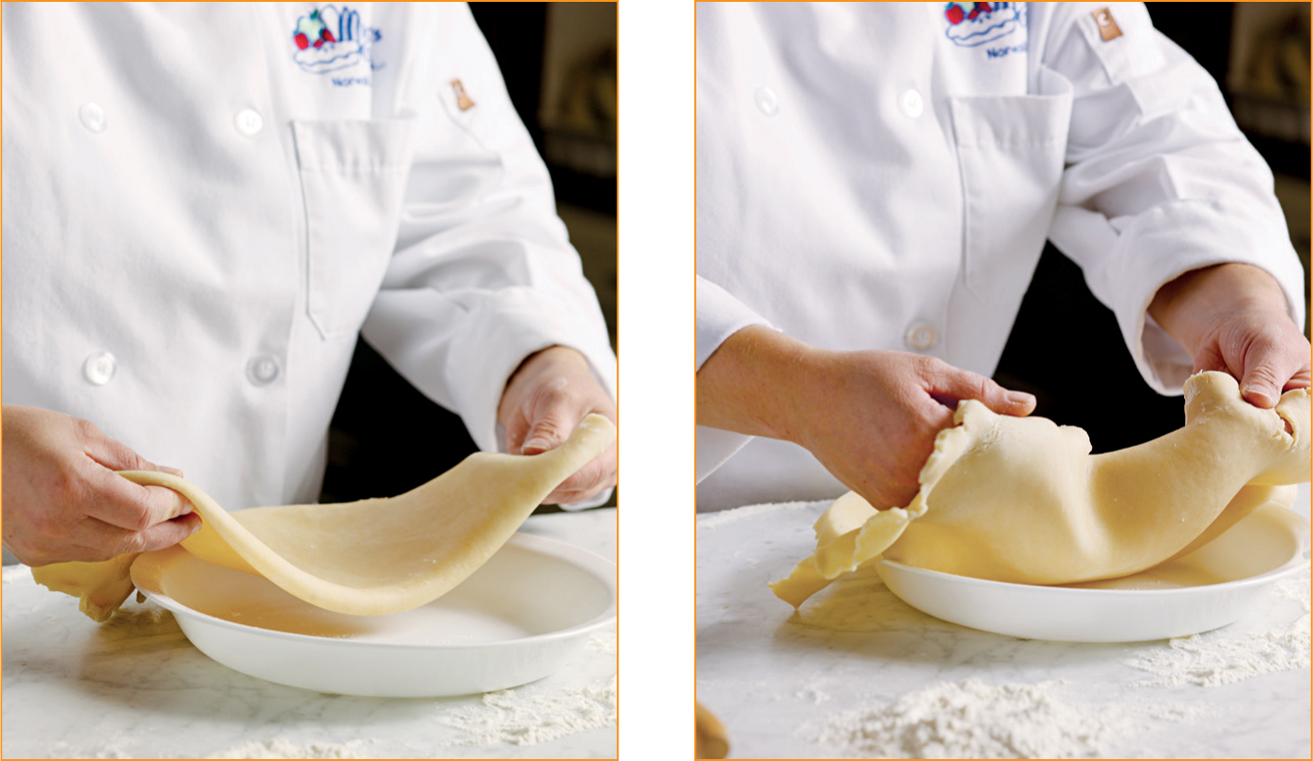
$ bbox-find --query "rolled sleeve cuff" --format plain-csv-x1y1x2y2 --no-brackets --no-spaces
448,287,617,454
696,276,772,369
1067,200,1306,395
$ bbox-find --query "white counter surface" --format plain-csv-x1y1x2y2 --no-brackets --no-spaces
3,508,617,760
697,486,1311,759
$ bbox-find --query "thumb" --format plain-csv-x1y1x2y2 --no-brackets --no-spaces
80,425,159,472
1239,356,1284,410
520,411,574,455
926,365,1036,417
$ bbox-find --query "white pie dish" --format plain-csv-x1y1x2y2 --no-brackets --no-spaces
130,532,615,697
876,503,1309,642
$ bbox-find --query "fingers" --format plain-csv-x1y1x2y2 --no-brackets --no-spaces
919,358,1036,417
543,446,618,504
79,418,158,472
87,470,195,530
1197,318,1311,409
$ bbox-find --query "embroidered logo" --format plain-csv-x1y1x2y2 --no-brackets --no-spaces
291,6,381,76
943,2,1026,48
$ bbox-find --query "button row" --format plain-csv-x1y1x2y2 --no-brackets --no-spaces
80,352,281,386
78,104,264,136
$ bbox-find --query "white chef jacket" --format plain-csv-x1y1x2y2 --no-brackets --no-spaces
696,2,1306,510
2,3,616,512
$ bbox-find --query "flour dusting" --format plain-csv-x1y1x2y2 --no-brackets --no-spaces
1274,570,1311,612
813,679,1201,759
1125,615,1310,687
442,676,616,746
1125,569,1310,687
697,501,817,529
3,564,33,584
206,738,370,759
588,629,617,656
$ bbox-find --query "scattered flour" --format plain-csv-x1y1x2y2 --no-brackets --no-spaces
697,501,817,530
588,629,617,656
813,679,1201,759
1126,569,1310,687
442,676,617,746
205,738,370,759
1274,570,1311,612
1125,615,1310,687
3,564,33,584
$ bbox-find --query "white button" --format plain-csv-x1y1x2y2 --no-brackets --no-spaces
754,86,779,117
234,108,264,136
246,354,281,386
905,322,938,351
79,103,107,133
82,352,117,385
900,88,924,118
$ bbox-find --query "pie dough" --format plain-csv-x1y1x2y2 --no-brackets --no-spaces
33,414,615,621
772,372,1310,607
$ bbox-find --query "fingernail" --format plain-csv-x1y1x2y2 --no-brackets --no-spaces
160,466,184,478
1242,384,1275,408
522,437,553,454
1006,391,1034,406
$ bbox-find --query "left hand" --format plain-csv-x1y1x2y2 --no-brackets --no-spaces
1149,263,1311,408
498,345,617,504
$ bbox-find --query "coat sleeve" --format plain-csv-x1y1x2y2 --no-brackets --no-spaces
695,276,772,481
360,5,615,455
1040,2,1306,394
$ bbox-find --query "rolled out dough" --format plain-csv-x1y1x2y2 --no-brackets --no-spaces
772,372,1310,607
33,414,615,620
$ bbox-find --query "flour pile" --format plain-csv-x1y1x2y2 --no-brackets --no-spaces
442,676,617,746
205,738,369,759
1125,570,1310,687
815,679,1199,759
3,564,33,584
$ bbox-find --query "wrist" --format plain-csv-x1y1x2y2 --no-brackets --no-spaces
696,325,823,444
1149,263,1289,356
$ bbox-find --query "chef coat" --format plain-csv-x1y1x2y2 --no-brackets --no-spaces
696,2,1306,510
2,3,616,512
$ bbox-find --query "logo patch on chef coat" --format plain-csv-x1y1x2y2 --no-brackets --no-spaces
291,5,383,85
943,2,1026,48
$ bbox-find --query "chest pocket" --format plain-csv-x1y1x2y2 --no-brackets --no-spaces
949,70,1072,301
292,118,416,340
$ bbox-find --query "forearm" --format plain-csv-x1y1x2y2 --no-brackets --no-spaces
696,325,817,443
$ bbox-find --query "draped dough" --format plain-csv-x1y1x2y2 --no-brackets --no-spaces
33,414,615,620
772,372,1310,607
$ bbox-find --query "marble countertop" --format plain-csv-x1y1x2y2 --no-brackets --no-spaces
697,486,1311,759
3,508,617,760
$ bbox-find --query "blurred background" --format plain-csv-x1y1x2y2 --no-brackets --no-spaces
320,3,617,507
993,1,1310,452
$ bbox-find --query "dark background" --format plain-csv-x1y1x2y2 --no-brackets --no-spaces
320,3,616,505
992,2,1310,453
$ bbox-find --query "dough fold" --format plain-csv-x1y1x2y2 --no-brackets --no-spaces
772,372,1310,607
33,414,615,620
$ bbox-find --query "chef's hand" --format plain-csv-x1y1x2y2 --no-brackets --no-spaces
698,325,1036,509
1,405,200,566
498,346,617,505
1149,263,1311,408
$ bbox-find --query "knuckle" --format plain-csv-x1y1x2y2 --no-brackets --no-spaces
117,533,149,555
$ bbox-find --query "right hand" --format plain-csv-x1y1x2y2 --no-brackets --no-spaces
697,326,1036,510
792,348,1035,509
2,405,200,566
